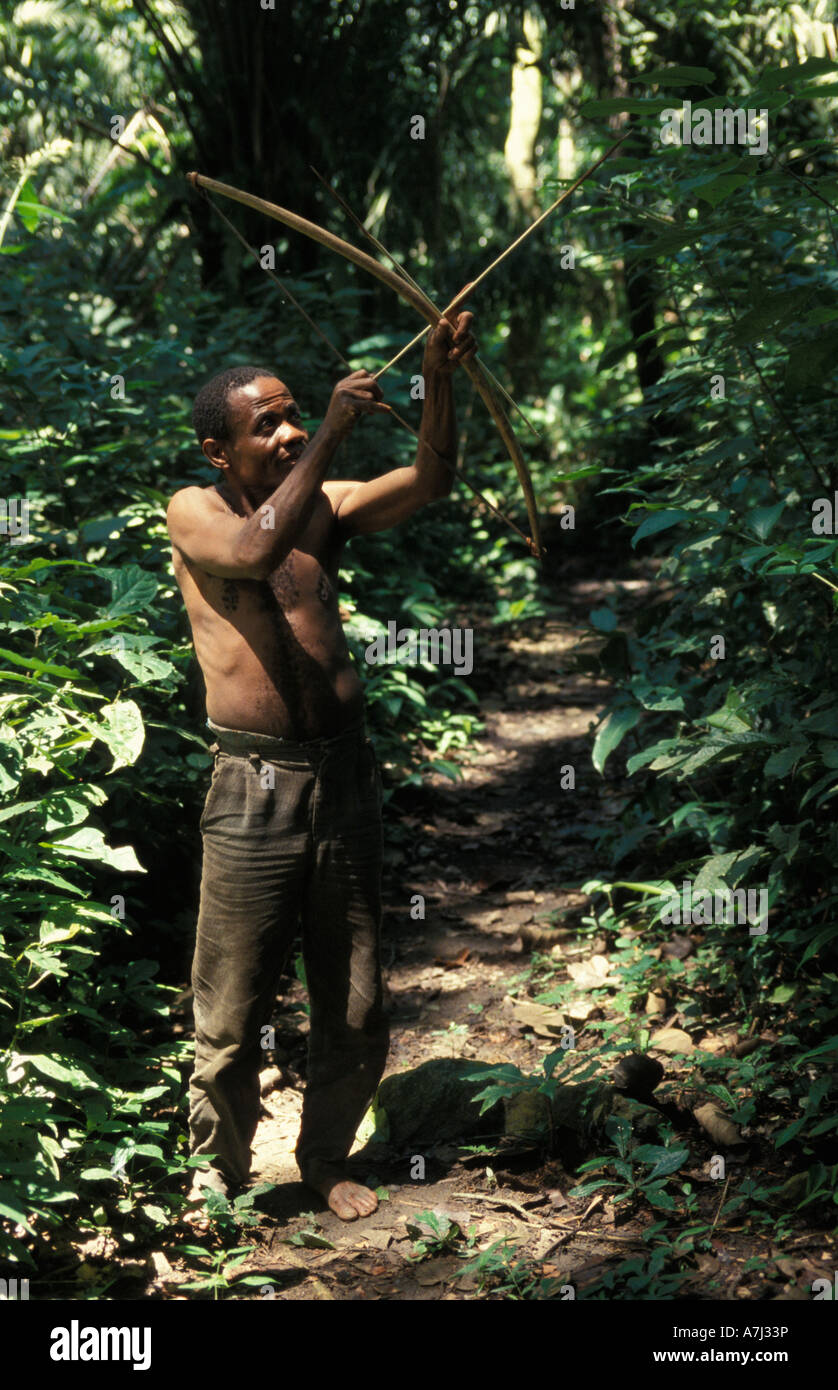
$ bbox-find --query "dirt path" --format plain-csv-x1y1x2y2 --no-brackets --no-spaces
218,569,655,1299
148,565,832,1301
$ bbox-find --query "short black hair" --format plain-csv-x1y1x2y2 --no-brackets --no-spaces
191,365,278,447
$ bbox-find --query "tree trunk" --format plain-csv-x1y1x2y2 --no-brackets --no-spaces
504,10,544,218
600,0,665,399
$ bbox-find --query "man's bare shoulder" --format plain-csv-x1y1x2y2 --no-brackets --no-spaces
322,481,359,516
322,482,359,504
167,484,230,530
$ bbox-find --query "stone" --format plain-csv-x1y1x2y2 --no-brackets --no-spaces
371,1060,663,1159
612,1052,665,1100
374,1059,503,1147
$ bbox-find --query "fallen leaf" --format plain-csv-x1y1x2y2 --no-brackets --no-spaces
564,998,598,1022
662,933,694,960
645,991,668,1016
566,955,619,990
363,1229,392,1251
693,1102,744,1148
651,1026,695,1055
433,948,472,969
696,1032,738,1054
509,999,567,1037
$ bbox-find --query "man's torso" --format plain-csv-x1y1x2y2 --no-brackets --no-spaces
171,482,363,739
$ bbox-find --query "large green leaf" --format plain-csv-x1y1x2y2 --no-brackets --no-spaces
93,699,145,771
46,825,146,873
0,1182,35,1230
580,97,673,117
642,65,715,86
632,510,690,548
593,706,641,774
632,1144,691,1180
102,565,158,617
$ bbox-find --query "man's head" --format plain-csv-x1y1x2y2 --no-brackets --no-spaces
191,366,309,501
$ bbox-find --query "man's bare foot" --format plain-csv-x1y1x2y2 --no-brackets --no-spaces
181,1185,213,1232
312,1176,379,1221
181,1166,233,1229
186,1166,231,1202
181,1200,211,1233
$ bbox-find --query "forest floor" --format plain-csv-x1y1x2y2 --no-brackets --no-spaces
128,550,834,1302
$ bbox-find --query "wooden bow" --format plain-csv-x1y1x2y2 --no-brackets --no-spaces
187,170,544,558
187,138,628,559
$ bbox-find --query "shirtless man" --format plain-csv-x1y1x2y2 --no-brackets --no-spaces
167,311,476,1220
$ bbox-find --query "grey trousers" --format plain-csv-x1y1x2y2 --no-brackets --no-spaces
188,717,389,1190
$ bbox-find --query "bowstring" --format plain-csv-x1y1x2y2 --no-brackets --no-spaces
195,185,537,554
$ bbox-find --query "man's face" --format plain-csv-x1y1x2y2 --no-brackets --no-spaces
206,375,310,496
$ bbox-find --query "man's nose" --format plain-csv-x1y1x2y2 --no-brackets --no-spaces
280,423,308,444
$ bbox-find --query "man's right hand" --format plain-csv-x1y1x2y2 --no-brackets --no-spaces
324,370,390,436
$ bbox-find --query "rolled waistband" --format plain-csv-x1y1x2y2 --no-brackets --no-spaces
206,716,367,762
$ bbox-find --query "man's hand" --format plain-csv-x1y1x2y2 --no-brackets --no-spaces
324,369,390,437
422,309,477,376
327,310,479,538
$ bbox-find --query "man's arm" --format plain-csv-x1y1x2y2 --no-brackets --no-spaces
167,371,387,578
333,313,476,538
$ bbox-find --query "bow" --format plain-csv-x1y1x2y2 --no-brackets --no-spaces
188,170,543,557
187,138,627,560
192,183,539,553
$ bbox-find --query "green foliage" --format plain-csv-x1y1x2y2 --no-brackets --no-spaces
573,1115,690,1211
574,45,838,1176
178,1244,259,1300
458,1238,571,1300
3,0,838,1288
283,1212,336,1251
406,1210,477,1260
0,1,548,1275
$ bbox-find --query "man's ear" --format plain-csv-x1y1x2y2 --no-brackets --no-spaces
202,437,229,471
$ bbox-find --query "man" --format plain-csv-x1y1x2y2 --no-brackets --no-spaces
167,310,476,1220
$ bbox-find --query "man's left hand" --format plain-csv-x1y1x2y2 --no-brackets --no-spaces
423,311,477,375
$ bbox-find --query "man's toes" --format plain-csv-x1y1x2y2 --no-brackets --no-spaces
346,1188,377,1218
326,1181,379,1220
330,1193,360,1221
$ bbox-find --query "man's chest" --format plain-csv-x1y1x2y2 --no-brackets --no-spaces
262,551,339,613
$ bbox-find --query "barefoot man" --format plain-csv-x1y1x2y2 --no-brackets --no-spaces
167,311,476,1219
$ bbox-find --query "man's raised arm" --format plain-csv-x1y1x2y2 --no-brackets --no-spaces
334,312,477,537
167,370,388,578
